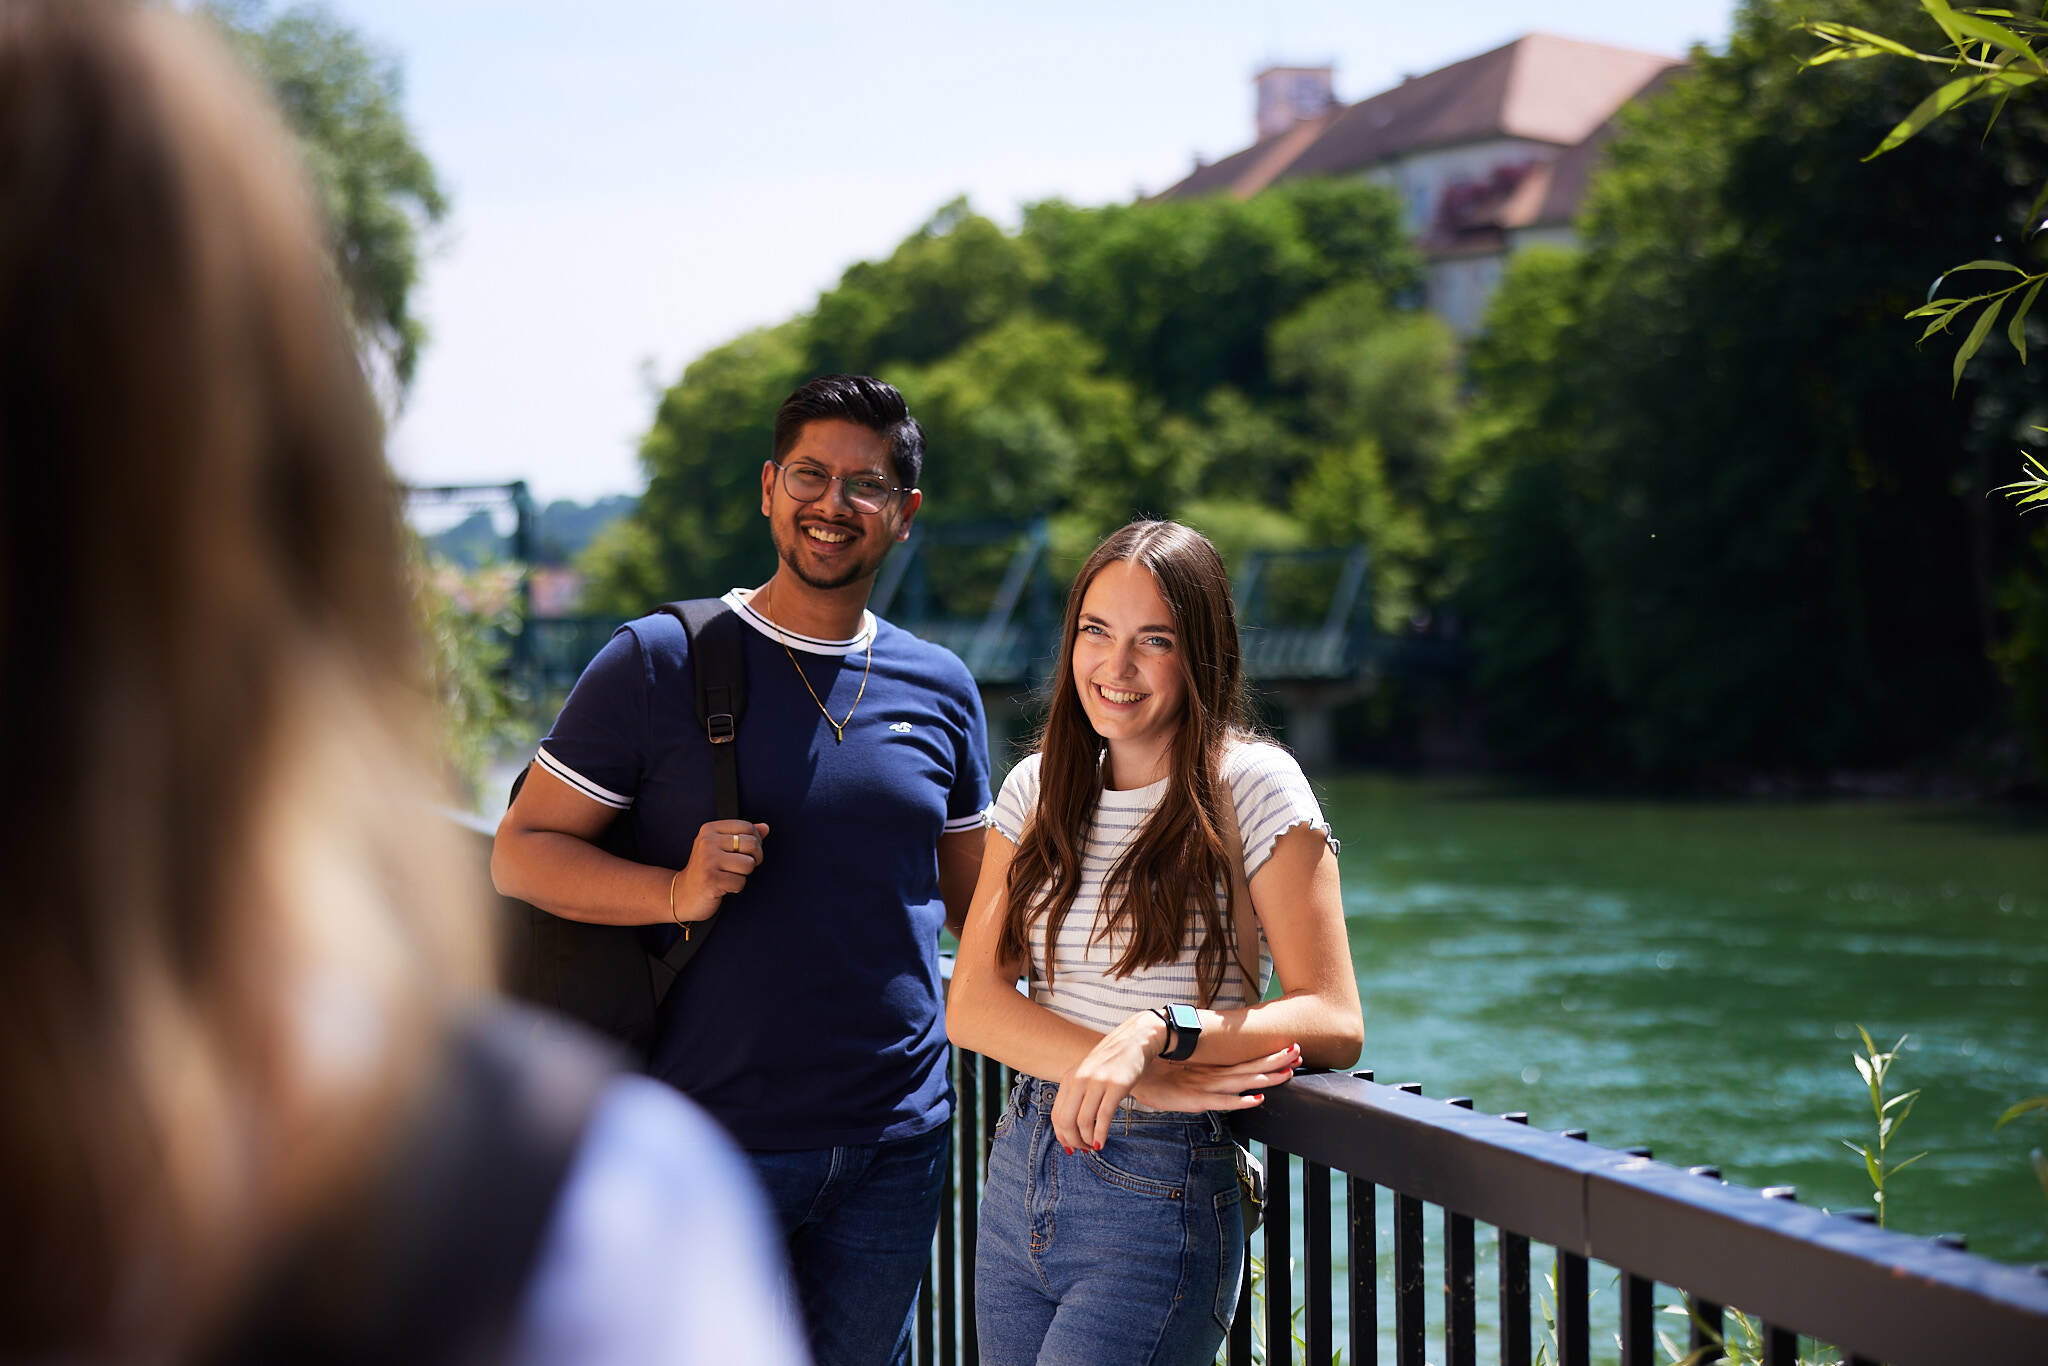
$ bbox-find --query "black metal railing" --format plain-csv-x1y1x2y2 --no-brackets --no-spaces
451,818,2048,1366
916,1053,2048,1366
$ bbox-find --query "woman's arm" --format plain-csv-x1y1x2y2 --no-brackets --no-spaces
1190,823,1364,1069
946,830,1301,1152
1053,824,1362,1149
943,830,1107,1075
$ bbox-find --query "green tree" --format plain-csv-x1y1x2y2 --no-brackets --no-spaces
207,1,447,400
581,322,808,616
1271,282,1462,627
805,198,1042,376
1455,250,1616,770
412,552,527,808
1025,182,1421,414
601,175,1443,624
895,317,1154,545
1458,0,2048,777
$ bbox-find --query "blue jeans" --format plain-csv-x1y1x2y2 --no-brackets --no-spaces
748,1123,949,1366
975,1077,1245,1366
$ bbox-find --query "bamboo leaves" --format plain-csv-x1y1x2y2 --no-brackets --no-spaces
1907,259,2044,390
1870,69,2039,157
1800,3,2048,503
1797,4,2048,387
1992,451,2048,510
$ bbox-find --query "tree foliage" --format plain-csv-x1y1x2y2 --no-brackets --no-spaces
1801,3,2048,384
580,322,807,618
1459,0,2048,776
206,1,447,401
1799,1,2048,513
590,5,2048,781
585,179,1450,616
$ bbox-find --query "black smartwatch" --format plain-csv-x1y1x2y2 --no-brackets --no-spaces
1155,1003,1202,1061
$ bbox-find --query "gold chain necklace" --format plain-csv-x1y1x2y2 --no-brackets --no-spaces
764,582,872,743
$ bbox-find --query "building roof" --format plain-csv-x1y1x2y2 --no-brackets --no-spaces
1163,110,1339,201
1161,33,1683,212
1493,61,1687,228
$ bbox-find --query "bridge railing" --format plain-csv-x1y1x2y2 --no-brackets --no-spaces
917,1042,2048,1366
454,814,2045,1364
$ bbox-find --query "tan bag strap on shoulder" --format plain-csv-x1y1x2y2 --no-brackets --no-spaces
1214,777,1263,1005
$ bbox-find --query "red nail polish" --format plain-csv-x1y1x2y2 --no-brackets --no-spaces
1252,1094,1265,1102
1063,1145,1073,1156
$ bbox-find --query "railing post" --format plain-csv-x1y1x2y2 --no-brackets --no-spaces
1619,1147,1655,1366
1759,1188,1799,1366
1557,1129,1591,1366
1349,1172,1378,1366
937,1080,958,1366
1350,1070,1378,1366
917,1258,935,1366
1394,1083,1426,1366
1499,1113,1532,1366
1685,1167,1725,1361
957,1048,979,1366
1306,1159,1333,1366
1266,1146,1294,1366
1445,1099,1477,1366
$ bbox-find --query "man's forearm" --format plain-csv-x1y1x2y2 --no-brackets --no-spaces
491,828,674,927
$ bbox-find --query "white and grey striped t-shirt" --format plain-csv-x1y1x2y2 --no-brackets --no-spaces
985,740,1338,1033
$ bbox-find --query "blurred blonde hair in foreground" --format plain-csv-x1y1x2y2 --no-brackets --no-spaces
0,0,492,1356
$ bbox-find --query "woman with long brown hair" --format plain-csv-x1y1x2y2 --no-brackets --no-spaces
948,519,1363,1365
0,4,800,1362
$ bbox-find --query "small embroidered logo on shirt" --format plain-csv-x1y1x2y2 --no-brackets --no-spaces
889,721,913,733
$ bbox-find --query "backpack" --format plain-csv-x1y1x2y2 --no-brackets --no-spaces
498,598,745,1059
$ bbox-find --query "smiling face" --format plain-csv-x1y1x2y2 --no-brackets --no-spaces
1071,558,1189,789
760,418,920,593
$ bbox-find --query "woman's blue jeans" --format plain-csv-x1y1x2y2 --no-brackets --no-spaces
975,1076,1245,1366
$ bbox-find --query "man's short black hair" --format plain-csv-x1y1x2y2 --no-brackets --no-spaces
772,374,925,491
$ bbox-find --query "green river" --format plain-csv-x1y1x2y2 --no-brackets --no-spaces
1318,775,2048,1272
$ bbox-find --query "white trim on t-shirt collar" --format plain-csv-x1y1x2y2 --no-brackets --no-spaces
723,586,876,657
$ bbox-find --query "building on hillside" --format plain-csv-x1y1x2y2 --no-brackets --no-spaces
1160,33,1684,334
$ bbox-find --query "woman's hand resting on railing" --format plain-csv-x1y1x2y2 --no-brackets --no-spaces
1049,1009,1299,1152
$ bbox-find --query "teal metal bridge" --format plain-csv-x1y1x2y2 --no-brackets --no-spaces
868,518,1437,688
862,521,1466,765
420,505,1468,766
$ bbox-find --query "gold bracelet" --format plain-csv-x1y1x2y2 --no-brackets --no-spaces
669,867,688,936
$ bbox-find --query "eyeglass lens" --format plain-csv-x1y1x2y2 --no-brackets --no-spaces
779,463,892,514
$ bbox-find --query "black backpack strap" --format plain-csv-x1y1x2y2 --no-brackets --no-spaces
208,1006,621,1366
660,598,746,822
640,598,747,984
503,602,744,1016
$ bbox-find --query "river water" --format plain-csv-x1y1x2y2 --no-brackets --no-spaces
1319,775,2048,1269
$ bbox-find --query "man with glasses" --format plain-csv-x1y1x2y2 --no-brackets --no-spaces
495,374,991,1366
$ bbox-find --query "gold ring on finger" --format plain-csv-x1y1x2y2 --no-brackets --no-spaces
731,833,741,852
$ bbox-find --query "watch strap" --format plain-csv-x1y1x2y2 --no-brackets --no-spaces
1157,1003,1200,1061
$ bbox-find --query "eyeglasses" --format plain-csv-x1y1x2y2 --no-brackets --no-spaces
770,459,904,515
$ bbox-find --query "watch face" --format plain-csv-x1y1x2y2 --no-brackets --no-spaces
1167,1003,1201,1032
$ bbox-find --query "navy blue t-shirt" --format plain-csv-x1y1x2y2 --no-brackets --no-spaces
536,588,991,1150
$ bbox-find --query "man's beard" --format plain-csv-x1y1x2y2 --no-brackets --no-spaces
775,521,884,592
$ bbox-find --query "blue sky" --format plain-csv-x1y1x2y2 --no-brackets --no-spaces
320,1,1739,506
